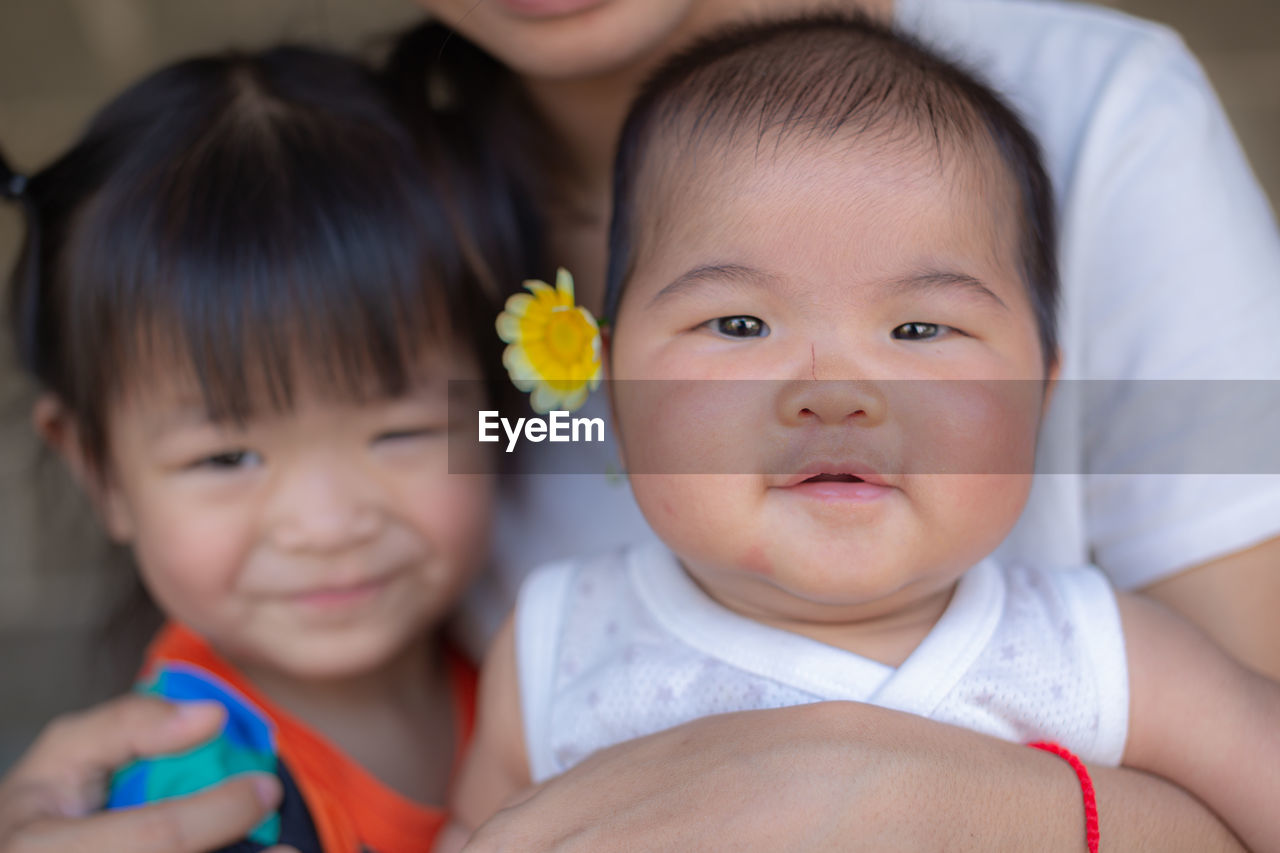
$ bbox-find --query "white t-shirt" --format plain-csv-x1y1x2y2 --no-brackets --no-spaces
459,0,1280,652
515,545,1129,781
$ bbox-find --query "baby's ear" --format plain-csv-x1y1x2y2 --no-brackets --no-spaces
598,334,630,471
33,394,135,542
1041,348,1062,416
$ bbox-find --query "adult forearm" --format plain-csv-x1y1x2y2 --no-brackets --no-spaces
462,702,1245,852
819,706,1244,853
1089,764,1243,852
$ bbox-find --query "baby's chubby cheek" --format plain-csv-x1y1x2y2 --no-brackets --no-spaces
889,379,1043,565
611,377,776,476
886,378,1044,476
612,378,779,568
626,472,766,570
922,472,1034,559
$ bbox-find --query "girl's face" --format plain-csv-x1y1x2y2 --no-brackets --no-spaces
93,353,493,682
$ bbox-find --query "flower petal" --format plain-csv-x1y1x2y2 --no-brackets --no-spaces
495,313,523,343
560,387,588,412
524,279,554,300
502,292,535,316
503,345,540,386
555,267,576,304
530,383,560,415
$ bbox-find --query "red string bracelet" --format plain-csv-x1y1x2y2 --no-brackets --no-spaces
1028,741,1099,853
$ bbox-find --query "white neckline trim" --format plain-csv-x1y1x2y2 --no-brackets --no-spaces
870,557,1005,716
629,544,1005,708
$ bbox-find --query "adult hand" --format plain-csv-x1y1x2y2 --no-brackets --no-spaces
0,694,296,853
462,701,1242,853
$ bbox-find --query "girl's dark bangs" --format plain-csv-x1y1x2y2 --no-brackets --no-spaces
68,98,462,423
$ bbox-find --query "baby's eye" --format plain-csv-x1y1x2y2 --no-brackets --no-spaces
710,315,770,338
194,450,262,470
892,322,948,341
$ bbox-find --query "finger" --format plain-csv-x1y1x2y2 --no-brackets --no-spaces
462,786,553,853
13,773,281,853
498,780,545,811
27,695,225,778
11,696,227,818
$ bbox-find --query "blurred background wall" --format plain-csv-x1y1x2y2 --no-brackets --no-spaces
1,0,1277,771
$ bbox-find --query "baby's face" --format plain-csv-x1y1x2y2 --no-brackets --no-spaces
609,139,1052,624
96,351,493,683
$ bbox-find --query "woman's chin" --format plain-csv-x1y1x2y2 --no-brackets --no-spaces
418,0,699,82
488,0,612,20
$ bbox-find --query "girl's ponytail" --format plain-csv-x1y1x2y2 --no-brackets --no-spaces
380,20,546,302
2,149,29,201
382,19,506,122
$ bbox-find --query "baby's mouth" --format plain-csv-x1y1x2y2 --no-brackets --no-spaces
802,473,865,484
780,466,890,488
776,466,894,502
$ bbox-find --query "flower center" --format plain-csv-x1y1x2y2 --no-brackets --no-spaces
546,307,589,364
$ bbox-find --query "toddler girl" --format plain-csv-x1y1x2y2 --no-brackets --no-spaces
2,45,530,853
451,15,1280,853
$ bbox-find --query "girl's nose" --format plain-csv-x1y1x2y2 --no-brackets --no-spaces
268,463,383,554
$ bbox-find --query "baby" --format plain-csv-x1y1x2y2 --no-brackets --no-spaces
451,13,1280,852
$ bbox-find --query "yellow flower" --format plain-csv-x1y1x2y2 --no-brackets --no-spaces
496,268,602,414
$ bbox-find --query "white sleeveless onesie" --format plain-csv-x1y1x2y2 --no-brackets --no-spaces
516,544,1129,781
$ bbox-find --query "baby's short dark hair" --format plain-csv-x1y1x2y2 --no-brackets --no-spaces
605,12,1058,364
4,46,538,468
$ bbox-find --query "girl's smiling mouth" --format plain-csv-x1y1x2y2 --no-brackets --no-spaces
288,573,399,610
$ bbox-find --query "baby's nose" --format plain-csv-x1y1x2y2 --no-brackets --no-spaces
776,378,887,426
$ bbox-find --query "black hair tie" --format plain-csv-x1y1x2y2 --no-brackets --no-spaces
3,171,28,200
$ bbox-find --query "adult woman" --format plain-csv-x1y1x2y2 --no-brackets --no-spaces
3,0,1278,850
415,2,1280,847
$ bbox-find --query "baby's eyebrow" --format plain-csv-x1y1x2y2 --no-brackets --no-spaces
889,271,1008,310
648,263,782,306
648,265,1008,310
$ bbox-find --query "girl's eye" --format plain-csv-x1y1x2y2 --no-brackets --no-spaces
892,322,948,341
195,450,261,470
711,315,769,338
375,427,444,444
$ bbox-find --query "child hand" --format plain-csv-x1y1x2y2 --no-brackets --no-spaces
0,694,288,853
431,820,471,853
